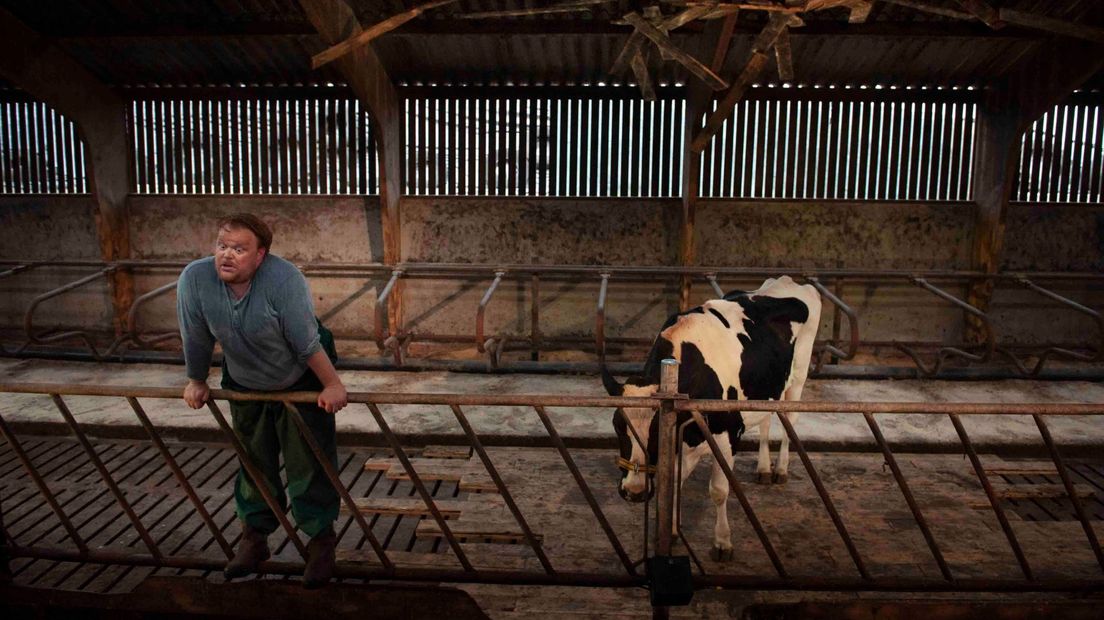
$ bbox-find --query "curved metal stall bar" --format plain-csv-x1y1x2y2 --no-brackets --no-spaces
475,270,506,353
106,279,181,356
805,276,860,362
895,277,996,378
997,277,1103,376
595,272,610,364
705,273,725,299
20,267,117,359
373,269,405,364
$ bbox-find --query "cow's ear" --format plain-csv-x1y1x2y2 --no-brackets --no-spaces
601,365,624,396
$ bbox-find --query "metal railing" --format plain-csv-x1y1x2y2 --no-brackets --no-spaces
0,260,1101,377
0,379,1102,616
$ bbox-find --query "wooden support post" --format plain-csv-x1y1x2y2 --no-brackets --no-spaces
679,14,737,311
300,0,405,338
0,8,133,335
965,26,1104,341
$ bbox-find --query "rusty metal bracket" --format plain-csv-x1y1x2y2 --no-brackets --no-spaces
596,272,611,364
19,267,118,360
105,279,181,356
895,277,995,378
374,269,404,352
806,275,860,363
997,277,1103,376
476,270,507,354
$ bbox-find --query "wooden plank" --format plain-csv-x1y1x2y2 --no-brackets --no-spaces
968,484,1094,508
984,467,1060,477
421,445,474,459
999,8,1104,44
417,519,544,543
623,12,727,92
312,0,460,69
340,497,470,518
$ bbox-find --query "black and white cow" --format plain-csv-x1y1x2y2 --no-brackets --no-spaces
602,276,821,560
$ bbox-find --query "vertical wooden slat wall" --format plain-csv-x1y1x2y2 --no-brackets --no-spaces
2,92,1103,202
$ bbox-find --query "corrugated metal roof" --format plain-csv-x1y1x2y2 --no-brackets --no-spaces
1,0,1100,89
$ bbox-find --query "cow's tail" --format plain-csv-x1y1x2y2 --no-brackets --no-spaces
600,364,624,396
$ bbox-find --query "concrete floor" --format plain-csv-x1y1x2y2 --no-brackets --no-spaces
0,358,1102,454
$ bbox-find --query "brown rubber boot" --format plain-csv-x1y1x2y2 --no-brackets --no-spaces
302,526,336,589
224,522,270,579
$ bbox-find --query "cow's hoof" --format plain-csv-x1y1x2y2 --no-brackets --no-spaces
772,472,788,485
756,472,772,485
710,546,734,562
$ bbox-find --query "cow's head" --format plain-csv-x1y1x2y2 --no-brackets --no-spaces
602,366,659,503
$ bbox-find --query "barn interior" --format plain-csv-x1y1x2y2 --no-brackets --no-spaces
0,1,1102,618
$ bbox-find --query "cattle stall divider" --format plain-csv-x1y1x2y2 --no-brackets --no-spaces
0,381,1102,618
2,259,1102,378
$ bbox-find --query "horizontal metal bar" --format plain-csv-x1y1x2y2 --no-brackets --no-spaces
0,258,1101,281
1,382,1102,415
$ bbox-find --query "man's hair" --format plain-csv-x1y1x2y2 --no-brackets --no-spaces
218,213,273,251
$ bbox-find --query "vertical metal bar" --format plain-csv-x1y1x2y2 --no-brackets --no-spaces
283,402,393,571
0,414,88,555
449,404,554,574
205,399,308,559
655,359,678,560
687,410,787,579
365,403,474,572
596,272,610,363
947,412,1033,580
533,405,636,575
1031,414,1104,573
50,394,163,560
862,412,953,581
775,411,870,580
126,397,233,560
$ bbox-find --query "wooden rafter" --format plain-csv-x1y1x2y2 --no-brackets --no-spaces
311,0,459,69
954,0,1003,29
459,0,613,19
774,25,794,81
848,0,874,23
999,8,1104,45
623,11,728,90
630,47,656,101
691,12,798,153
878,0,973,20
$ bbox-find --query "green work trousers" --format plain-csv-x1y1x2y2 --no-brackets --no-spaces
222,365,338,539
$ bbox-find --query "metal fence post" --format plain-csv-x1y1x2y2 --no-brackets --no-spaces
652,357,681,620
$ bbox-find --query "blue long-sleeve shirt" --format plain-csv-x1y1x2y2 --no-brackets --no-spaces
176,255,322,391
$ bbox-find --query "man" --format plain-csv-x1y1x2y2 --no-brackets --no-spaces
177,213,347,589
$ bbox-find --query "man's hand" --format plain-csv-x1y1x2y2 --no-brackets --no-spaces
183,379,210,409
317,383,348,414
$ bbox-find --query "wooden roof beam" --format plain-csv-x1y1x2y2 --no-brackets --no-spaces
0,7,134,334
623,11,729,91
691,11,798,153
311,0,459,69
299,0,405,335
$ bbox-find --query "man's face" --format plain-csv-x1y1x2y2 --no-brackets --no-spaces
214,225,266,285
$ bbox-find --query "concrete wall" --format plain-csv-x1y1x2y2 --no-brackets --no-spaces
1,194,1100,355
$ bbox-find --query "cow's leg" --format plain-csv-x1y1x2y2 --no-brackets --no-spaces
755,415,772,485
708,439,736,561
774,383,806,484
673,443,704,538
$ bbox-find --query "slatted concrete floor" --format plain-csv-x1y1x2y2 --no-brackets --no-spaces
2,434,1103,597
